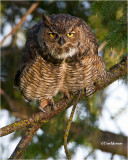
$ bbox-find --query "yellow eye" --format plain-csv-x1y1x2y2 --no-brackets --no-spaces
49,33,56,37
67,33,74,38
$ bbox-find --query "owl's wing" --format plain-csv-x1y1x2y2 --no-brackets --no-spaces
13,57,30,87
14,20,43,87
82,21,98,55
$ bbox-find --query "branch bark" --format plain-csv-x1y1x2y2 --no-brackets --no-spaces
9,123,42,159
93,130,127,157
0,2,39,47
71,123,127,157
0,55,127,137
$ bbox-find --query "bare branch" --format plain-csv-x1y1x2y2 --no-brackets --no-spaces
0,55,127,137
0,2,39,47
71,123,127,157
64,91,82,160
91,130,127,157
98,41,107,53
9,123,42,159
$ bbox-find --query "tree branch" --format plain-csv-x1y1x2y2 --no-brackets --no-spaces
95,55,127,90
92,130,127,157
9,123,42,159
71,123,127,157
0,2,39,47
0,55,127,137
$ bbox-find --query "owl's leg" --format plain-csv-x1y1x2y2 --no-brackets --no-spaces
39,98,54,112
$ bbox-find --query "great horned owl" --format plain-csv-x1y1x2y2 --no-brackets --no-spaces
14,14,106,110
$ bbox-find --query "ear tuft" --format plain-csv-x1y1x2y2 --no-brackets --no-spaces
42,13,51,27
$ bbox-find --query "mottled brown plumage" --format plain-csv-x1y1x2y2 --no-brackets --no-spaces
14,14,106,110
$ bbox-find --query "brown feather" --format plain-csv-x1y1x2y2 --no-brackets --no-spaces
14,14,106,108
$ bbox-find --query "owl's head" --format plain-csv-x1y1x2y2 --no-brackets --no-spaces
38,14,98,60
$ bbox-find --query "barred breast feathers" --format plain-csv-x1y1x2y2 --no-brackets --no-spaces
19,51,106,102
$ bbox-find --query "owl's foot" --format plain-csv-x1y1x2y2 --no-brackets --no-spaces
63,90,71,101
39,99,48,113
49,99,55,110
39,99,54,112
77,89,83,95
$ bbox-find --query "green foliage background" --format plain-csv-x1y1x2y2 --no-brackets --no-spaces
1,1,127,159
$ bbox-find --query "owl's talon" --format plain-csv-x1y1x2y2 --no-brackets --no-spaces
40,98,55,111
64,90,71,101
78,89,83,94
49,99,55,110
50,104,54,110
39,106,47,113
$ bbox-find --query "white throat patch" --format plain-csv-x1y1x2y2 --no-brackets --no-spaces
56,48,77,59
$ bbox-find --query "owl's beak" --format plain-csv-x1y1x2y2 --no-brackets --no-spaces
58,38,65,46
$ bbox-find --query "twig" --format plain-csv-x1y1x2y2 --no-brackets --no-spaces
110,154,114,160
0,2,39,47
0,55,127,137
64,91,82,160
98,41,107,53
9,123,42,159
84,149,94,160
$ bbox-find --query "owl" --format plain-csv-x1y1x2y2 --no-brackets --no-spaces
14,14,106,111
